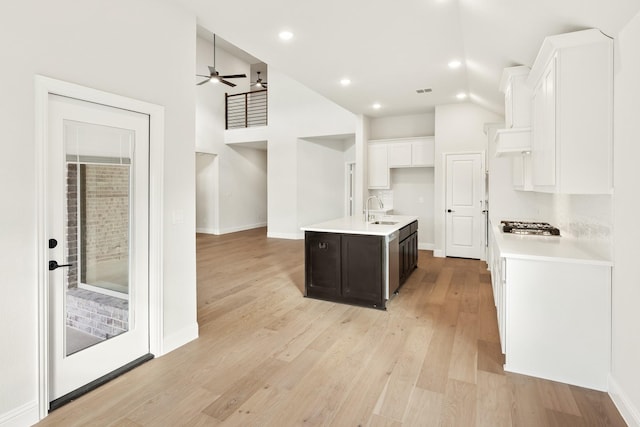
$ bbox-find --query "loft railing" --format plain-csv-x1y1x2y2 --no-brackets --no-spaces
225,89,268,129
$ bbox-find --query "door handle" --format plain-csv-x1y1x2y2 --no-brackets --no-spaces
447,209,455,213
49,260,72,271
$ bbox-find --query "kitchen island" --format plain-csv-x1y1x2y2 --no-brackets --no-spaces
301,215,418,309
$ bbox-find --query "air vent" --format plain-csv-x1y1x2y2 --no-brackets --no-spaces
416,88,433,94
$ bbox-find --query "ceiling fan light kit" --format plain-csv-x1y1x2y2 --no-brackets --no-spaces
196,33,247,87
251,71,268,89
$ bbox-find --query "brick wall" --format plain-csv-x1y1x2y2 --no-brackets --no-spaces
80,164,129,285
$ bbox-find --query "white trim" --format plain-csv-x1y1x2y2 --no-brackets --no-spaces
35,75,165,420
433,249,445,258
267,231,304,240
160,323,199,355
218,222,267,235
78,283,128,300
418,243,435,251
0,400,39,427
196,227,219,235
609,375,640,427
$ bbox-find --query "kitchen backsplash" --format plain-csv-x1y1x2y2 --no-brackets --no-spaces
370,189,394,209
553,193,613,241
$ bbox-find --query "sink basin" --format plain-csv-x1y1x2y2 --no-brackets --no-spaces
371,220,398,225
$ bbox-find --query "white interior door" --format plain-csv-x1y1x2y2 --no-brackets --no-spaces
47,94,150,403
445,153,484,259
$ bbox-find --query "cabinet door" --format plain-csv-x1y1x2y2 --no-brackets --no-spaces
305,232,341,298
532,57,556,189
412,138,434,166
368,144,389,189
387,142,412,167
504,85,513,128
399,238,408,285
341,234,383,305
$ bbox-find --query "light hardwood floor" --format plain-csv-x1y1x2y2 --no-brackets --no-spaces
38,228,626,426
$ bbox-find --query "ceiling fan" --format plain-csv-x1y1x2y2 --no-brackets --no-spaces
251,71,268,89
196,34,246,87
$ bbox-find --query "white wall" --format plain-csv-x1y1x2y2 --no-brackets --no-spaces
196,35,267,234
370,112,435,139
196,153,219,233
0,0,197,424
434,103,503,255
297,138,353,228
610,9,640,425
389,168,435,247
267,68,357,239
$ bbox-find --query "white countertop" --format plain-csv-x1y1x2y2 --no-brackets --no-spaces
492,224,612,266
301,215,418,236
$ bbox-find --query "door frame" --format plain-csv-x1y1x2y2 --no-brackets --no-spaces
35,75,165,418
443,151,486,259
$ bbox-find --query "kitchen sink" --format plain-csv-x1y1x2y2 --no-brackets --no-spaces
371,220,398,225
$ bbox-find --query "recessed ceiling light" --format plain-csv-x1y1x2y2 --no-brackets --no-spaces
448,60,462,69
372,103,381,109
340,78,351,86
456,92,467,100
279,31,293,41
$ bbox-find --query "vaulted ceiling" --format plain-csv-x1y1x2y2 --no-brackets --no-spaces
179,0,640,117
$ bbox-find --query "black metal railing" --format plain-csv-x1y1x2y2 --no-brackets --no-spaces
225,89,268,129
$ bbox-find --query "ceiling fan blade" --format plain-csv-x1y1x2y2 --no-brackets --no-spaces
196,78,211,86
220,79,236,87
196,74,210,78
220,74,247,79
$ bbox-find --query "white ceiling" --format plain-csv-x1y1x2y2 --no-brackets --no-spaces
181,0,640,117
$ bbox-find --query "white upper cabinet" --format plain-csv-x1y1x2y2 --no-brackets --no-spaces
527,29,613,194
410,137,434,167
368,137,434,189
495,66,532,155
368,143,389,189
502,66,532,129
387,142,412,167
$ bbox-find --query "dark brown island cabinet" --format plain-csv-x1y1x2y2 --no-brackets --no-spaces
304,220,418,309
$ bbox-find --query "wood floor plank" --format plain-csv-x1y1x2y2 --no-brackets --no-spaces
376,324,434,421
508,372,550,427
36,230,626,427
439,379,477,427
415,298,460,393
447,311,478,385
536,378,581,416
402,387,443,426
477,339,504,375
202,357,286,421
476,371,512,427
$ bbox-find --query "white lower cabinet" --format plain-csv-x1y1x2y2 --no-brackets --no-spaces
499,257,611,391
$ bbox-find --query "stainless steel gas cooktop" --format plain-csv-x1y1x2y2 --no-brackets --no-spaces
501,220,561,236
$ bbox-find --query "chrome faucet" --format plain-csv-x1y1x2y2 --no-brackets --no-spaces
365,195,383,222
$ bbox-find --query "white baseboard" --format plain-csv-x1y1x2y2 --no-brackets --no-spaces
267,231,303,240
0,400,38,427
433,249,445,258
217,222,267,235
160,322,199,356
195,227,218,234
609,375,640,427
418,243,435,251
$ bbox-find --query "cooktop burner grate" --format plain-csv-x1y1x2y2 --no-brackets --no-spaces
501,220,561,236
